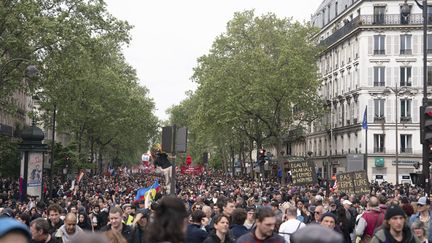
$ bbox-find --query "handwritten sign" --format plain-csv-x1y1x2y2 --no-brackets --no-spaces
336,172,355,195
336,171,370,195
353,171,370,195
290,161,317,185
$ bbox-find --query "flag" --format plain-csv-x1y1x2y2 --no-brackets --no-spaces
76,170,85,184
362,106,368,130
331,179,338,192
134,180,161,202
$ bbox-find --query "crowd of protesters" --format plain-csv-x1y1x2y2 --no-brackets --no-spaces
0,168,431,243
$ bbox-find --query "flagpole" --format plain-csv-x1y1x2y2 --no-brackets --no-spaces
363,106,368,174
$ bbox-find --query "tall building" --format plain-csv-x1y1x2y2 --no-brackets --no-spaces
299,0,425,184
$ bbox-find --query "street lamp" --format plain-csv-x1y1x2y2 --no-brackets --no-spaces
402,0,432,194
384,84,409,185
0,58,38,82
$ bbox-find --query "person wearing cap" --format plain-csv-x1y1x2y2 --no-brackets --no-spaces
122,204,134,226
355,196,385,242
0,217,31,243
409,197,432,241
370,205,419,243
342,200,357,242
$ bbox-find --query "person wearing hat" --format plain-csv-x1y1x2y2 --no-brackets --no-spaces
342,200,357,242
320,212,338,231
409,197,432,242
0,217,31,243
370,205,419,243
122,204,134,226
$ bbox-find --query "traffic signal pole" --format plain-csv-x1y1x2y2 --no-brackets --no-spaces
422,0,430,195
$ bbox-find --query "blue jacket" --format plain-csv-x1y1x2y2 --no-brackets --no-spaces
408,211,432,242
186,223,208,243
229,224,249,241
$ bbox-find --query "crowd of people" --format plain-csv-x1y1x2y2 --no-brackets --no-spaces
0,168,431,243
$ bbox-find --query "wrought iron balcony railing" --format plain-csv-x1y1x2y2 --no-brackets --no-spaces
320,14,425,46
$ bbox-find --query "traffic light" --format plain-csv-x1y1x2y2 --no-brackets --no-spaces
424,106,432,144
424,106,432,164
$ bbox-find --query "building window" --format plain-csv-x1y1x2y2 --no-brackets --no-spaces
427,35,432,54
428,66,432,86
400,99,412,119
374,66,385,86
374,99,385,120
335,2,338,16
400,134,412,153
374,134,385,153
374,35,385,55
374,6,386,24
400,35,412,55
400,67,412,86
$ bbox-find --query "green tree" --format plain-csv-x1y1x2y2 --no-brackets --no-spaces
190,11,324,183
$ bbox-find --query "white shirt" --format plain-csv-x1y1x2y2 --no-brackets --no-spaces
279,218,305,243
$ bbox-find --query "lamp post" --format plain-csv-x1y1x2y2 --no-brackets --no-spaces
385,84,409,185
0,58,38,83
402,0,431,193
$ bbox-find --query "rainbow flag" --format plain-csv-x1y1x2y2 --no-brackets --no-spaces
134,180,161,202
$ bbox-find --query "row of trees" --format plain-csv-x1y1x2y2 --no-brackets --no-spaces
0,0,158,176
167,11,324,183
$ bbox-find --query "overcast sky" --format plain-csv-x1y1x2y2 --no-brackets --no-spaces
104,0,323,121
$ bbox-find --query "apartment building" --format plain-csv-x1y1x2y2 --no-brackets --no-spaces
286,0,427,184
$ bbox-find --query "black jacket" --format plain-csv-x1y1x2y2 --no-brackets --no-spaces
186,224,208,243
203,232,235,243
130,225,147,243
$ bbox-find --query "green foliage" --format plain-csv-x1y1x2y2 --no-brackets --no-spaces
0,136,20,178
168,11,324,178
1,0,159,170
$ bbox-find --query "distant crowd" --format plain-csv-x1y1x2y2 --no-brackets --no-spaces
0,169,431,243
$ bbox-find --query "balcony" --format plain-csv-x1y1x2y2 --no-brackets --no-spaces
400,49,412,55
400,147,413,154
400,116,412,122
374,50,385,55
320,14,424,46
374,82,385,87
374,116,385,122
374,147,385,153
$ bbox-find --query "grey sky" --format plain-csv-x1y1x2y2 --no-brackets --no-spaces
104,0,323,120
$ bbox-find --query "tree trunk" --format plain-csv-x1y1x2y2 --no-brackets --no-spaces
275,135,285,185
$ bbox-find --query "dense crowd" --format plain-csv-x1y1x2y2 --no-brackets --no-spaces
0,169,431,243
